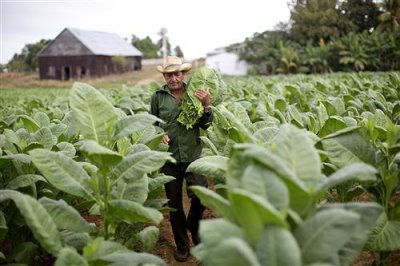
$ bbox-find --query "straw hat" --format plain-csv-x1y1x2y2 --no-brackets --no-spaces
157,56,192,73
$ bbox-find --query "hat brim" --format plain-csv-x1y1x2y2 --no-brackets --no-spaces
157,63,192,73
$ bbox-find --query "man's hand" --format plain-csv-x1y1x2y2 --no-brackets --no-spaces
162,134,170,144
195,88,211,108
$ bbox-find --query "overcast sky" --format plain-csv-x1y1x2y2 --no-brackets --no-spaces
0,0,290,64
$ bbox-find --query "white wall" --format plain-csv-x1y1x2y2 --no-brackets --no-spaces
205,52,249,76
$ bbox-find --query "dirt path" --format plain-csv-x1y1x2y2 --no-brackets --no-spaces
153,183,215,266
153,194,199,265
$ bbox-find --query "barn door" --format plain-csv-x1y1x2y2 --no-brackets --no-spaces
63,66,71,81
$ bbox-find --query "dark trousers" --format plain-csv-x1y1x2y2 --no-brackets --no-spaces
161,162,208,252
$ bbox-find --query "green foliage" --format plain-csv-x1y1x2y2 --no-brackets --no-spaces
174,45,184,57
239,1,399,74
178,67,226,129
7,39,51,72
376,0,400,32
190,124,383,266
0,82,171,264
1,72,399,265
338,0,381,32
131,35,160,59
290,0,345,44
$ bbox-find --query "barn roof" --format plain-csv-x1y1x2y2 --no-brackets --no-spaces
39,28,142,57
68,28,142,56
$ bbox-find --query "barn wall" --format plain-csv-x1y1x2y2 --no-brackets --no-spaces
38,55,141,80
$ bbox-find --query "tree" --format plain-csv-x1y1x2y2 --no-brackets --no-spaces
156,37,171,56
300,39,331,73
338,0,381,32
7,39,50,72
335,32,369,71
131,35,160,59
239,30,289,74
276,41,299,74
289,0,350,44
174,46,184,57
376,0,400,32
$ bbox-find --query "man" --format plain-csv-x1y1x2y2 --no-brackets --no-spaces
150,56,212,262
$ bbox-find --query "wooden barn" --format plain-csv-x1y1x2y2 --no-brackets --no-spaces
38,28,142,80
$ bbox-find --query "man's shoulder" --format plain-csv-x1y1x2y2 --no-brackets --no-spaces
154,85,168,93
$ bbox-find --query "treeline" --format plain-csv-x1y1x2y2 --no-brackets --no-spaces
237,0,400,74
5,32,184,72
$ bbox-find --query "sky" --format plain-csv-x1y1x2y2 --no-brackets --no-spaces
0,0,291,64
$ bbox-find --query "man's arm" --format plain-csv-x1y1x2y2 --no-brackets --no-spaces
198,107,213,130
195,88,213,130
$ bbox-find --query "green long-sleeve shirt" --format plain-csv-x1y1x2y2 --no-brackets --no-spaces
150,84,213,163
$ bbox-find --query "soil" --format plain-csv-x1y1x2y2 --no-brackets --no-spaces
153,184,215,266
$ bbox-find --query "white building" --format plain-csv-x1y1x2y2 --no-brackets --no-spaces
205,47,249,76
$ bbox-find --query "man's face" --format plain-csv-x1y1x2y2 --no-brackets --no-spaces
164,71,184,91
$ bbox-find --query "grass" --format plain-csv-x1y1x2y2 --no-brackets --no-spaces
0,65,165,90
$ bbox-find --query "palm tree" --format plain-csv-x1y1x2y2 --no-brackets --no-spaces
276,41,299,74
377,0,400,32
337,33,369,71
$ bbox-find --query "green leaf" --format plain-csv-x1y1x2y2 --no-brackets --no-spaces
200,136,221,155
34,112,50,128
198,218,245,247
9,242,39,265
256,226,301,266
240,164,289,210
100,252,166,266
321,202,383,265
322,129,375,168
109,199,163,224
77,140,123,168
219,105,256,143
39,197,97,233
253,127,279,144
272,124,321,190
60,230,91,250
0,154,31,164
69,82,118,145
56,142,76,158
144,133,165,150
32,127,57,150
195,237,260,266
137,226,159,252
111,173,148,204
229,189,287,245
191,186,233,221
0,190,62,255
294,208,361,265
30,149,94,200
315,163,377,196
187,156,228,184
6,174,46,190
366,213,400,251
319,116,348,138
148,174,175,192
4,128,20,148
113,150,174,183
230,144,312,215
18,115,40,132
193,219,259,265
114,113,163,139
55,247,88,266
50,124,68,138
